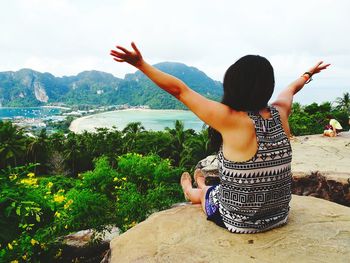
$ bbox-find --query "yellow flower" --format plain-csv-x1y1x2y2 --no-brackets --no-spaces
8,243,13,250
20,178,38,186
9,174,17,181
54,194,65,203
64,199,73,209
22,255,27,260
47,182,53,188
64,225,68,229
30,239,39,246
58,189,65,193
27,172,35,178
10,260,18,263
122,177,127,181
54,211,61,218
113,177,119,182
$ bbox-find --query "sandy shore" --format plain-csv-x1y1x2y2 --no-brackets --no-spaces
69,114,94,133
41,105,71,110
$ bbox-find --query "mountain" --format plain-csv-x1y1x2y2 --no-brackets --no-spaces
0,62,223,109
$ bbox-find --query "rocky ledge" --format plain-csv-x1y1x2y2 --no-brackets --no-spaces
109,195,350,263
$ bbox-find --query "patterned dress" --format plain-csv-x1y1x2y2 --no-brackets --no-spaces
209,106,292,233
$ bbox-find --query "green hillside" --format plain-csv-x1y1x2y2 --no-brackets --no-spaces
0,63,223,108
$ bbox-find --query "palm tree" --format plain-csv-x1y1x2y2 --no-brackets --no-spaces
0,121,27,168
335,92,350,113
63,132,80,176
122,122,145,135
122,122,145,152
165,120,187,166
27,129,48,174
180,128,211,168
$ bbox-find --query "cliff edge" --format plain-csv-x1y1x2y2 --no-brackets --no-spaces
110,195,350,263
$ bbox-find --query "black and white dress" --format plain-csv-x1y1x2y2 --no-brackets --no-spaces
209,106,292,233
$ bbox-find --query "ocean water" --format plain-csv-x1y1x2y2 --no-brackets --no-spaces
70,109,205,133
0,107,62,120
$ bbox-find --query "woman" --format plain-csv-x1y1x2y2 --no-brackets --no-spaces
110,42,329,233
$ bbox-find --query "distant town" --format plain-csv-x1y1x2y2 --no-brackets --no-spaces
0,104,150,135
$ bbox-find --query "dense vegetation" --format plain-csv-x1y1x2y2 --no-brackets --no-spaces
0,95,349,262
0,63,222,109
0,120,213,262
289,100,349,135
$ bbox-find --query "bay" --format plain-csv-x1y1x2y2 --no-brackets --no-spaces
0,107,62,120
69,109,205,133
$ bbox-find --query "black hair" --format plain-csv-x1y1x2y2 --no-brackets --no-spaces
209,55,275,151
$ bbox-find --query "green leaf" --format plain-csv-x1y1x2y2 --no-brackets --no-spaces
36,214,41,222
16,206,21,216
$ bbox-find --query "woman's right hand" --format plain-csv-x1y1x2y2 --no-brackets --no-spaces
110,42,144,68
307,61,330,75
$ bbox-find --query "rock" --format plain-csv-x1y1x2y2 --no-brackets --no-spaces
195,155,220,185
33,81,49,102
58,226,119,262
292,172,350,206
110,195,350,263
63,226,120,247
195,154,218,176
290,134,350,174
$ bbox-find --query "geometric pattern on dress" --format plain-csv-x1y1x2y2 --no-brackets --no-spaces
209,106,292,233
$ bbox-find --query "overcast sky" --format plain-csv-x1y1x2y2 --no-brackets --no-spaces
0,0,349,104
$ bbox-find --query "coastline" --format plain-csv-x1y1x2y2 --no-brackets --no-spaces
41,105,71,110
69,108,192,133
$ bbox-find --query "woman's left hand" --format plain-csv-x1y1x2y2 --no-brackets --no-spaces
308,61,331,75
110,42,144,68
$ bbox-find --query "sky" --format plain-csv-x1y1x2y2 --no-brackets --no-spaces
0,0,349,104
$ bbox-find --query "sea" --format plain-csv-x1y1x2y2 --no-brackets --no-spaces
70,109,205,133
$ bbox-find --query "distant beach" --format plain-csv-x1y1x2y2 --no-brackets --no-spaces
69,109,205,133
41,105,71,110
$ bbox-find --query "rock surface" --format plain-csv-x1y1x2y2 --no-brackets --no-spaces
290,133,350,174
110,195,350,263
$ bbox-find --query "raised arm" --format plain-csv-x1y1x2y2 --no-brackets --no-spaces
110,42,236,132
272,61,330,116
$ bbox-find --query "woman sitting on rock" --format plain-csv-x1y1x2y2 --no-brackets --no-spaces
110,43,329,233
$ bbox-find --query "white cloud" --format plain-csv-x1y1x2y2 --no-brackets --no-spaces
0,0,349,102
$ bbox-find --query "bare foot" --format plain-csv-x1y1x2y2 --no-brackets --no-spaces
181,172,192,201
194,169,206,189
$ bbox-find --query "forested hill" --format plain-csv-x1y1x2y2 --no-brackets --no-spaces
0,62,223,108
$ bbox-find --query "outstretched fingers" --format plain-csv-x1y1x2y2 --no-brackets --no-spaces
110,50,126,62
113,58,125,62
110,42,143,66
318,63,331,70
310,61,331,74
131,42,141,56
116,45,131,54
